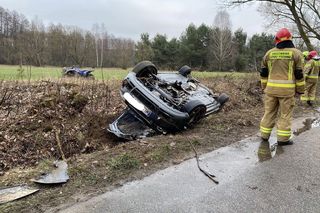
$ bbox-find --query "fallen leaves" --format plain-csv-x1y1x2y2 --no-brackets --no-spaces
0,80,124,174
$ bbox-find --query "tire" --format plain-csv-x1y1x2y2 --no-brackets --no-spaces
132,61,158,77
65,70,76,77
187,105,206,126
217,93,229,106
87,74,95,80
183,100,206,126
179,65,192,77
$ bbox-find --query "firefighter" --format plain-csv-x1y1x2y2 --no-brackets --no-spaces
260,28,305,146
301,50,320,106
303,51,309,62
300,50,311,103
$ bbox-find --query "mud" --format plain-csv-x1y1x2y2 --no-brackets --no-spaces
294,117,320,136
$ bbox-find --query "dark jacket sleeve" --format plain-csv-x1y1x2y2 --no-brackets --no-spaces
260,53,269,90
294,52,305,94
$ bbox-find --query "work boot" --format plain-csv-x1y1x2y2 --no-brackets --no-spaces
307,101,313,107
277,140,294,146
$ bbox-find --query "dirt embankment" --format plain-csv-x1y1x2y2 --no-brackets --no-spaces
0,80,125,173
0,74,265,212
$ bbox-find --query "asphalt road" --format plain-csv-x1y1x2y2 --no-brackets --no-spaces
58,116,320,213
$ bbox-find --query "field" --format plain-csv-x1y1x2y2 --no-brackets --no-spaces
0,65,129,80
0,64,251,81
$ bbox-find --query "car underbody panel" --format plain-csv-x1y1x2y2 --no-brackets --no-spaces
108,109,156,140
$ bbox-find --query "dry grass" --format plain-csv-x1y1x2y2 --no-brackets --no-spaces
0,78,124,173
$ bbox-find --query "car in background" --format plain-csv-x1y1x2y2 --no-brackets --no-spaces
62,66,94,79
109,61,229,140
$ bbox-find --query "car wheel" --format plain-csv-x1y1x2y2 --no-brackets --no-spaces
132,61,158,77
179,65,191,77
187,105,206,127
87,74,95,80
217,93,229,106
65,71,75,77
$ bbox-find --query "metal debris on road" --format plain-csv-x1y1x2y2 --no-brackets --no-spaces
32,161,69,184
189,140,219,184
0,185,39,204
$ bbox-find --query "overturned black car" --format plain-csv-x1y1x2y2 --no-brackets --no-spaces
109,61,229,140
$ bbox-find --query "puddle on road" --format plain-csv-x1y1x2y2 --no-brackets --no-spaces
311,118,320,128
257,140,284,162
194,117,320,183
195,137,285,183
294,117,320,136
256,116,320,162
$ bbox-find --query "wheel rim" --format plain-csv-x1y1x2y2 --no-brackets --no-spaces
188,106,206,125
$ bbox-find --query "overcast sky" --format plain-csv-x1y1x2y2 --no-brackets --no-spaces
0,0,266,40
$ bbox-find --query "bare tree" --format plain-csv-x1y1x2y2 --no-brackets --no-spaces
109,37,135,69
100,27,104,69
92,23,99,68
209,11,233,71
100,25,110,81
47,24,68,66
92,23,109,68
214,10,232,30
226,0,320,50
65,27,88,66
18,18,47,66
0,7,29,64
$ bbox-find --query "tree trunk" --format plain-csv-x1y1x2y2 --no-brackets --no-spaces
286,2,314,50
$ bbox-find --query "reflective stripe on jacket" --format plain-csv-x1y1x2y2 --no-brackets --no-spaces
304,59,320,82
261,48,304,97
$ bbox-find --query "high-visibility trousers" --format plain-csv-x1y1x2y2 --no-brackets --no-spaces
301,80,317,101
260,94,295,142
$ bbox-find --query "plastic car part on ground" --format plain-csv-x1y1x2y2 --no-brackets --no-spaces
108,109,156,140
32,161,69,184
0,186,39,204
109,61,229,140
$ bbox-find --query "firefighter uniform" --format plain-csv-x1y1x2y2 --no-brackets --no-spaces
259,28,305,143
302,51,309,64
300,54,320,103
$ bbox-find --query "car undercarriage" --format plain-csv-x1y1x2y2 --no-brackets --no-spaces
108,61,229,140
